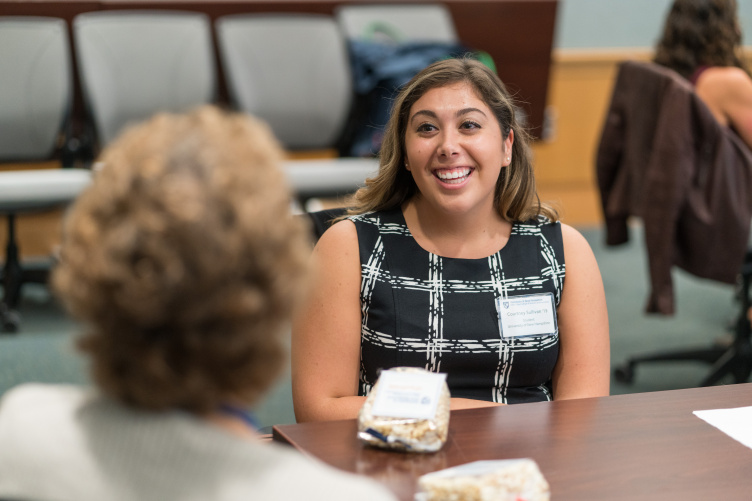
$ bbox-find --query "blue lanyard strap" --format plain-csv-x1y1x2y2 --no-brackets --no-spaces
218,404,261,431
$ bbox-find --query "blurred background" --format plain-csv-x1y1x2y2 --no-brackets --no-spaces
1,0,751,429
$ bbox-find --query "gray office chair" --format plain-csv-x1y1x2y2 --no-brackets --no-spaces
0,17,71,160
305,207,349,244
282,157,379,208
215,13,353,151
0,16,92,332
73,10,216,149
216,13,377,210
335,3,458,43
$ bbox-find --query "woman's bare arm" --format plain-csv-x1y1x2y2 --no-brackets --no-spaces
696,66,752,150
551,224,610,400
291,220,366,422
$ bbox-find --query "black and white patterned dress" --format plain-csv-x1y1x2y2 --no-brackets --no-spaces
350,208,566,404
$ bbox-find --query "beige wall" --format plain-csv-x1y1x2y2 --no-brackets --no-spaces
532,48,653,227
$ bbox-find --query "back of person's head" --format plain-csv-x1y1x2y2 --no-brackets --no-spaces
52,105,310,414
654,0,746,79
349,57,556,223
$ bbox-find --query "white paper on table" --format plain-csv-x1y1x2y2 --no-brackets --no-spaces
693,406,752,450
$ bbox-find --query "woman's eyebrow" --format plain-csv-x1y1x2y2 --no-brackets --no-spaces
410,107,487,124
457,107,487,117
410,109,437,123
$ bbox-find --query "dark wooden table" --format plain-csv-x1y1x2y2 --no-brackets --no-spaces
273,384,752,500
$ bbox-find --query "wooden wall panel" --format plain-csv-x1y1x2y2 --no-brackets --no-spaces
532,49,652,227
0,163,65,261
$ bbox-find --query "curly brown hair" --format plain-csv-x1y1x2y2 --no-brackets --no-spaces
346,57,557,223
654,0,748,79
52,106,310,414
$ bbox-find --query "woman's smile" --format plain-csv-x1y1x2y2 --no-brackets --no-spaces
433,166,474,185
404,81,512,214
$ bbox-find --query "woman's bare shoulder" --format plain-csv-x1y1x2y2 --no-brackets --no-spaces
559,222,600,271
699,66,752,95
315,218,358,257
702,65,750,80
559,222,590,250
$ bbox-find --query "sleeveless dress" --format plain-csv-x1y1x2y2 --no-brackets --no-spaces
689,65,710,85
350,209,566,404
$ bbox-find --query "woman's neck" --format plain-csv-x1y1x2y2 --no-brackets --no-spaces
206,403,260,440
402,198,512,259
206,412,258,439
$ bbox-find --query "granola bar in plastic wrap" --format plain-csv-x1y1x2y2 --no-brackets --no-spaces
415,459,550,501
357,367,450,453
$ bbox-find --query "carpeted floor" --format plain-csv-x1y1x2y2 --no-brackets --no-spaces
0,224,745,429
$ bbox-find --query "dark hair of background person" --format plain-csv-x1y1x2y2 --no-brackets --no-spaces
52,106,310,415
654,0,748,79
346,57,558,223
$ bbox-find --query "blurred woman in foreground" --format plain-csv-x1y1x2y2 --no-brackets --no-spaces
0,106,395,501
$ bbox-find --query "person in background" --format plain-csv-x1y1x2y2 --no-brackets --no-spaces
292,58,610,423
0,106,396,501
655,0,752,149
656,0,752,321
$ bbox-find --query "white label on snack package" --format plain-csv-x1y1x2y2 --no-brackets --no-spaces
420,459,535,479
497,293,557,339
370,370,447,420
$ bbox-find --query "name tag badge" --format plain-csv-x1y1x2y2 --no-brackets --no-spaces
497,293,557,339
370,370,447,420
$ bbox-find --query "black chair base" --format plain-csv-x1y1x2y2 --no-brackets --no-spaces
613,339,752,386
614,254,752,387
1,214,51,334
305,207,349,243
0,303,21,333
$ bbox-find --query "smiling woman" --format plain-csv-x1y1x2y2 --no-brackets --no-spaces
292,58,610,423
404,82,509,234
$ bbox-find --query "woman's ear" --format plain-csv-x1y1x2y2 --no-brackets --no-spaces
503,129,515,166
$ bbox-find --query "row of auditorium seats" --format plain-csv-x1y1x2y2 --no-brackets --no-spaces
1,4,458,163
0,4,458,332
1,14,93,332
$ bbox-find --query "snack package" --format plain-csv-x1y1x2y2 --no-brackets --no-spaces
415,459,550,501
357,367,450,453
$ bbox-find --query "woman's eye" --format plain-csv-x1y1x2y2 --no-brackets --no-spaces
416,123,437,133
461,121,481,130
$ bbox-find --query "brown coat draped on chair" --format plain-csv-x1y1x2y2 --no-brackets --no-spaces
596,60,752,315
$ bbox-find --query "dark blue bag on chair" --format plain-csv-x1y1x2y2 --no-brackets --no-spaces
339,40,483,157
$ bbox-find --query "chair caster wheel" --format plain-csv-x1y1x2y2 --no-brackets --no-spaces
613,363,634,383
1,306,20,334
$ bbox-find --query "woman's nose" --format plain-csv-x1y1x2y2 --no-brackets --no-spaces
437,130,460,158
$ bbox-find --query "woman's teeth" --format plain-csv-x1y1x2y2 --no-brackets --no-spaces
436,168,471,184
